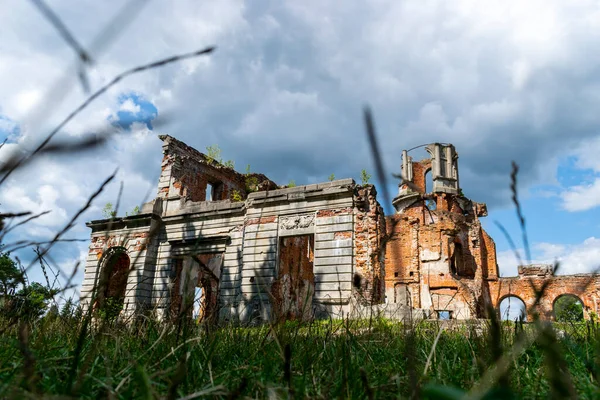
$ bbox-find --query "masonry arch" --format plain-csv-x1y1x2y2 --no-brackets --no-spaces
498,295,527,321
553,294,584,322
96,246,130,318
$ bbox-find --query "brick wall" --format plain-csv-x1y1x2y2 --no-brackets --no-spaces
384,193,499,318
490,274,600,320
353,184,386,303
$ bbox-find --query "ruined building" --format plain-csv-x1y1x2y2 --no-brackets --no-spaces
384,143,498,320
385,143,600,321
81,137,600,322
82,135,385,323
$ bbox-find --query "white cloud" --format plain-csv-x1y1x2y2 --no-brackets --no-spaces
550,237,600,274
560,136,600,211
0,184,68,231
119,98,141,114
498,239,600,276
561,180,600,211
535,242,567,260
13,89,42,116
574,136,600,172
497,248,522,277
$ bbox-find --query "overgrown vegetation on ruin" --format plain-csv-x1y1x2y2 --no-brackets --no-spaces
1,314,600,398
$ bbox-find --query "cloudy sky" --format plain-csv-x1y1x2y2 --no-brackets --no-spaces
1,0,600,300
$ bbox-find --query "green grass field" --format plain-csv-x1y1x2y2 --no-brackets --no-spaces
1,315,599,399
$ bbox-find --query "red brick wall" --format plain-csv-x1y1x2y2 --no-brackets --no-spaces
412,160,432,193
353,185,386,303
489,275,600,320
384,193,499,317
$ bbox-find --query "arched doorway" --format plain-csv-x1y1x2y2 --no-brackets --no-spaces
553,294,584,322
96,247,130,319
499,295,527,321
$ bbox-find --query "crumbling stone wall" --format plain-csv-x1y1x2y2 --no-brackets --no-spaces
385,143,600,321
353,184,386,304
385,144,498,319
157,135,277,203
385,199,494,318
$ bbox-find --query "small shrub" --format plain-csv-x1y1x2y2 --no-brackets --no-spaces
205,144,222,164
223,160,235,169
328,173,335,181
360,169,371,185
231,190,243,202
102,202,117,219
287,180,296,188
245,176,259,192
125,205,141,217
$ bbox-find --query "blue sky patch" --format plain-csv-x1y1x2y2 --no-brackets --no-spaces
109,92,158,130
484,154,600,270
0,114,21,143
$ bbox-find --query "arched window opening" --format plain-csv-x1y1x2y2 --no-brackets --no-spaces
553,294,584,322
425,169,433,195
499,296,526,321
97,249,130,319
425,198,437,211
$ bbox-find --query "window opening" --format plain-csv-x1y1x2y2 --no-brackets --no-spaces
425,169,433,194
193,286,203,320
206,183,214,201
437,310,452,320
425,199,437,210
